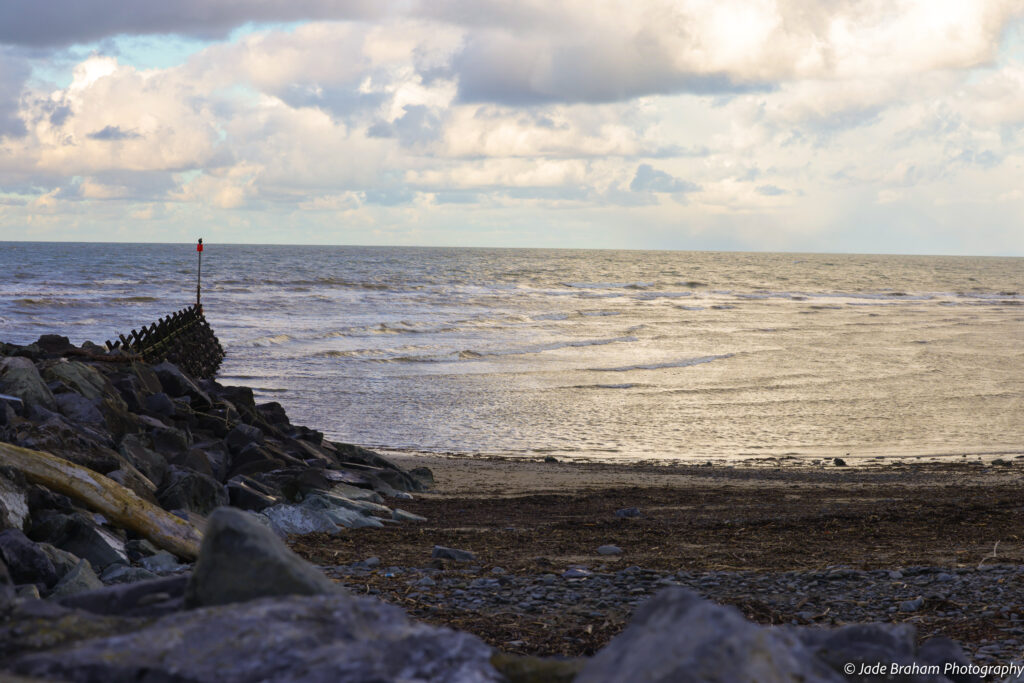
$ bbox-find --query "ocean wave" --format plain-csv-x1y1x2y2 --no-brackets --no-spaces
677,305,706,311
562,281,652,289
243,334,294,347
571,383,636,390
594,354,733,372
579,310,620,316
532,313,569,321
13,298,89,308
112,296,159,303
635,291,695,300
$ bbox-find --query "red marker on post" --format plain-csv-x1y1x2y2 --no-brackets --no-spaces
196,238,203,309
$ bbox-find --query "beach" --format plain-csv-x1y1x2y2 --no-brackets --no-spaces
294,455,1024,663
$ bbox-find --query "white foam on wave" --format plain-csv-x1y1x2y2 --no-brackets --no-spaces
593,353,733,372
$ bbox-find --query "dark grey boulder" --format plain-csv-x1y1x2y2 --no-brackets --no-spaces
28,512,127,570
43,361,120,404
257,401,290,426
48,559,103,598
9,594,500,682
227,476,279,511
577,588,843,683
226,423,264,454
0,558,13,609
152,362,212,408
0,357,56,411
149,422,192,455
36,543,80,581
54,392,104,425
118,434,169,488
143,392,175,417
57,573,188,617
432,545,476,562
157,467,228,516
409,466,434,489
185,507,339,608
34,334,73,355
0,529,57,587
99,564,159,586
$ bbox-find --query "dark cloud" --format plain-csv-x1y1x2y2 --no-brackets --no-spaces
630,164,698,194
452,33,773,106
87,125,141,141
0,51,29,138
0,1,386,47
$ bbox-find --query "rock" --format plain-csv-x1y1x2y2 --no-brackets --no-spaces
0,558,16,609
54,392,104,424
118,434,169,488
597,545,622,556
185,507,339,607
260,504,341,536
16,584,40,599
833,457,847,467
138,551,187,574
157,467,228,515
57,574,189,617
149,422,192,455
130,362,163,396
409,466,434,489
562,567,591,579
329,482,384,503
615,507,642,518
257,401,290,426
0,471,29,531
227,475,279,511
143,392,175,417
48,559,103,598
0,357,56,411
225,423,264,455
543,456,558,463
0,529,57,587
315,491,392,517
900,597,924,612
577,588,842,683
9,594,500,682
151,362,212,408
191,442,230,481
432,545,476,562
34,334,73,355
43,361,120,404
124,539,159,562
28,512,127,570
299,495,385,529
100,564,159,585
393,508,427,522
36,543,80,581
491,653,585,683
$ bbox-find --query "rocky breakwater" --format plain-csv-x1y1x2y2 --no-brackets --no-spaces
0,334,433,600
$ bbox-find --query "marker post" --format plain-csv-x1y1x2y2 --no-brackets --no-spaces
196,238,204,309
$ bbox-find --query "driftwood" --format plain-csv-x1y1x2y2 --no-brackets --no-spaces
0,441,202,560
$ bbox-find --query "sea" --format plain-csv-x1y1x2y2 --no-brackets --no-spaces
1,242,1022,464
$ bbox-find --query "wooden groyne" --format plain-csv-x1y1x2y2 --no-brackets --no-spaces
104,304,224,379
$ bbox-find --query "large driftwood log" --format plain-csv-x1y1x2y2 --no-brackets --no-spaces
0,441,202,560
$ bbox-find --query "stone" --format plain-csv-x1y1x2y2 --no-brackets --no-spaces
0,357,56,411
43,361,120,404
149,422,192,455
409,466,434,489
299,495,385,529
124,539,160,562
56,574,189,617
0,471,29,531
130,362,163,396
900,597,924,612
577,588,843,683
118,434,169,488
185,507,339,607
34,334,73,354
48,559,103,598
597,545,623,556
260,504,341,536
0,529,57,587
225,423,265,454
432,545,476,562
393,508,427,522
257,401,290,426
615,507,642,518
143,392,175,417
36,543,80,581
227,476,280,511
157,467,228,515
9,594,500,682
192,442,230,481
54,392,104,424
29,512,128,570
139,551,188,574
100,564,159,585
152,362,212,408
833,457,847,467
329,482,384,503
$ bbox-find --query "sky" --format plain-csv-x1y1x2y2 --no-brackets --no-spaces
0,1,1023,255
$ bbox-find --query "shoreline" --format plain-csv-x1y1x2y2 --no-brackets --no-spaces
293,455,1024,664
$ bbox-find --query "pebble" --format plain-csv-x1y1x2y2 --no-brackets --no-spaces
597,545,622,556
324,561,1024,664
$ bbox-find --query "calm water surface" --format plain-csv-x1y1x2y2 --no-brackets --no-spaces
2,243,1022,463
